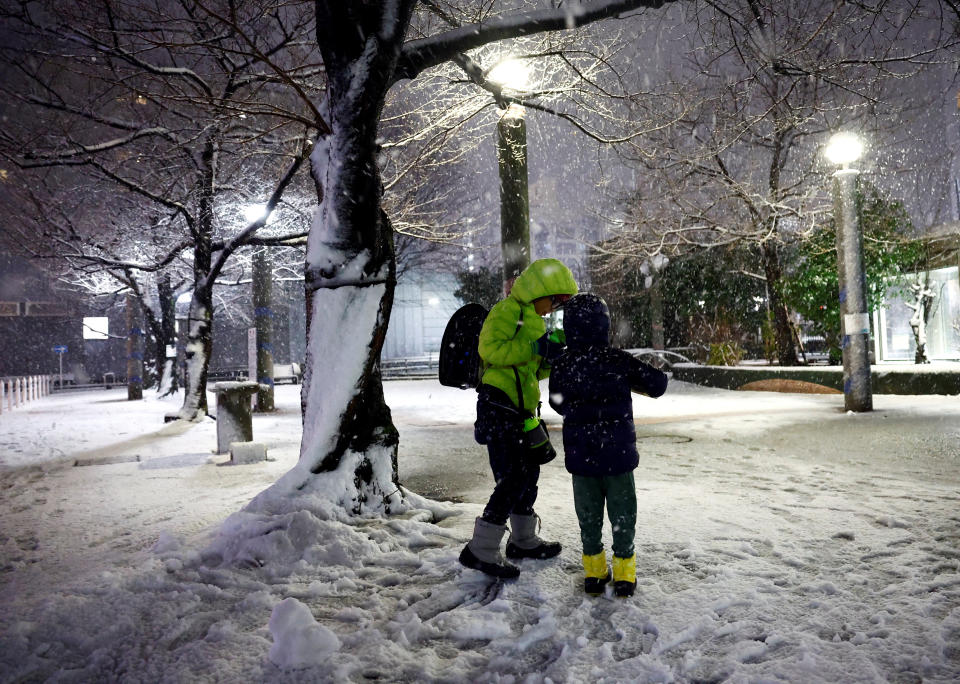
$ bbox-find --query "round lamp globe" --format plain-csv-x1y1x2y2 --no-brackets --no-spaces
825,132,863,166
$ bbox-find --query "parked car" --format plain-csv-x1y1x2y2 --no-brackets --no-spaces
800,336,830,364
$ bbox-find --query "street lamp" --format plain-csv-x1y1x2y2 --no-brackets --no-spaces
488,58,530,92
641,254,669,350
488,58,532,296
243,203,273,225
824,132,863,168
825,131,872,412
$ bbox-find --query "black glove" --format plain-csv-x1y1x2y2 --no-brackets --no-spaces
522,419,557,465
532,333,565,362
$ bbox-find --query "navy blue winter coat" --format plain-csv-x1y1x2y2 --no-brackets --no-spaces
548,294,668,477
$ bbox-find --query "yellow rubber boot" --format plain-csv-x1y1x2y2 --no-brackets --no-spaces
582,551,610,595
612,554,636,598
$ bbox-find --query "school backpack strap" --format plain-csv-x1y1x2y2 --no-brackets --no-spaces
513,366,525,417
510,307,529,416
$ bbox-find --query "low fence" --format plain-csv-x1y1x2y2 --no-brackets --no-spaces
381,355,439,380
0,375,54,414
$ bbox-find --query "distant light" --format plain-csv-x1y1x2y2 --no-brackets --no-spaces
244,204,268,223
825,132,863,166
487,58,530,90
428,297,440,307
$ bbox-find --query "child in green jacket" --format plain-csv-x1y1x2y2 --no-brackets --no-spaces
459,258,578,579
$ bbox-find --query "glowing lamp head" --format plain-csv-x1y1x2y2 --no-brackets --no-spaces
487,58,530,91
244,204,267,223
825,132,863,167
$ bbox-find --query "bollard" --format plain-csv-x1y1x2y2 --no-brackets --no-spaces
213,381,262,454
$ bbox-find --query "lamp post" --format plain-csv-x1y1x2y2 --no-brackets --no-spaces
252,249,275,412
641,254,669,350
244,205,276,412
488,58,531,296
825,132,872,412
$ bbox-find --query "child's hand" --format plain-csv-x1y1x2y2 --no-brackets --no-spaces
533,333,565,361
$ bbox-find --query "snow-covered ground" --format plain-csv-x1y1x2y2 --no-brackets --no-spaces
1,380,959,682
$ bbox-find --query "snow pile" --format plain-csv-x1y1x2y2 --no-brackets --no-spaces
268,598,340,668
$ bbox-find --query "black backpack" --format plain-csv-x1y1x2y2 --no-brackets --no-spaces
438,303,488,389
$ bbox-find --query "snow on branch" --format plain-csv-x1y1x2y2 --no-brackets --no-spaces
85,160,193,223
205,136,313,284
188,2,330,134
21,127,178,163
393,0,677,84
66,26,214,97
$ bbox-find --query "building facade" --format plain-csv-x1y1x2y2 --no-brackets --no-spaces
381,270,461,360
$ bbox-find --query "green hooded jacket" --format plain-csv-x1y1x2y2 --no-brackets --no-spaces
478,258,578,414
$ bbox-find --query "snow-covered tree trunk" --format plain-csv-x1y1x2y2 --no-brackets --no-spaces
760,240,798,366
177,136,218,420
156,274,178,397
179,284,214,418
251,2,414,514
907,273,935,364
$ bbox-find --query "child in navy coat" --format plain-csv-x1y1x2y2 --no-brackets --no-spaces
548,294,668,597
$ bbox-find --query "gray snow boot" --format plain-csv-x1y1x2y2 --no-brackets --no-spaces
505,513,562,560
459,517,520,579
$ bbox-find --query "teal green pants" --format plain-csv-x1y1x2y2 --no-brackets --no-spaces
572,472,637,558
